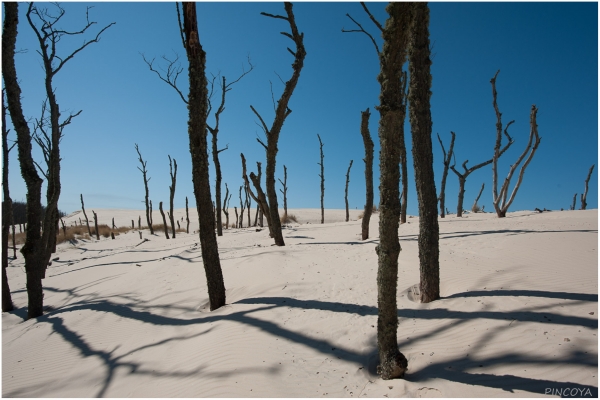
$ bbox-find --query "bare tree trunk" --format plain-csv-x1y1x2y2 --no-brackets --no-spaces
455,176,466,217
360,108,374,240
491,71,541,218
278,165,288,217
135,144,154,234
234,207,238,229
2,94,15,312
149,200,153,227
168,156,178,238
472,182,485,212
580,164,594,210
316,134,325,224
375,2,410,380
241,154,273,236
92,210,99,240
81,194,92,237
138,216,141,230
159,201,169,239
437,131,455,218
245,186,251,228
61,218,66,237
112,217,116,230
182,2,226,310
250,3,306,246
345,160,353,222
571,193,577,211
185,196,190,233
254,205,259,227
222,184,231,230
238,186,245,229
408,2,440,304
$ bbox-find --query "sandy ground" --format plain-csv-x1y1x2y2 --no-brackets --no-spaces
2,208,598,397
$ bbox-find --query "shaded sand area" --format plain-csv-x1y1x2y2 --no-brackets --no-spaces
2,209,598,397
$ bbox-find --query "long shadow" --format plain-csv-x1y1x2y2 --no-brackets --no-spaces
407,352,598,397
13,289,597,397
237,297,598,328
447,289,598,302
440,228,597,240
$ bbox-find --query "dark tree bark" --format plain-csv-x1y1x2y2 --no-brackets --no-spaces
92,210,99,240
250,2,306,246
490,71,541,218
135,144,154,234
185,196,190,233
345,160,353,222
2,94,14,312
149,200,153,228
159,201,169,239
112,217,116,230
278,165,288,217
437,131,455,218
360,108,374,240
472,182,485,212
580,164,594,210
317,134,325,224
408,2,440,304
4,3,112,318
254,205,260,227
80,194,92,237
375,2,411,380
238,186,245,228
245,185,251,228
571,193,577,211
168,155,177,238
241,154,273,236
222,184,231,229
181,2,226,310
234,207,238,229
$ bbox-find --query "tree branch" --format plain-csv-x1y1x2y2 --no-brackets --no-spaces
342,13,380,56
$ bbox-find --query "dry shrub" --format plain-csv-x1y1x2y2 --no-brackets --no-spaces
471,203,482,213
358,211,364,219
280,213,298,223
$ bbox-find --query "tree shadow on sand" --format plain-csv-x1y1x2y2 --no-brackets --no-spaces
7,286,597,397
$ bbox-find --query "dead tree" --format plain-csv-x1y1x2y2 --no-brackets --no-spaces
185,196,190,233
279,165,288,217
112,217,116,230
580,164,594,210
245,185,251,228
375,2,411,380
180,2,226,310
61,218,67,237
472,183,485,212
168,155,177,238
571,193,577,211
343,4,409,224
238,186,245,228
241,154,273,236
3,3,112,318
222,184,232,229
451,131,513,218
409,2,440,304
2,93,14,312
143,45,253,239
92,210,99,240
437,131,455,218
490,71,542,218
317,134,325,224
159,201,169,239
345,160,354,222
250,3,306,247
80,194,92,237
360,108,374,240
149,200,153,227
234,207,239,229
135,144,154,234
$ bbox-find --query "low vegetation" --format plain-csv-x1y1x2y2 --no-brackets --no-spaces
280,213,298,224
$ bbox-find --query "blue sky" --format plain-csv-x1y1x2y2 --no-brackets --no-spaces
4,2,598,216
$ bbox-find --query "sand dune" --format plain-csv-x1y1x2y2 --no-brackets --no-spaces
2,209,597,397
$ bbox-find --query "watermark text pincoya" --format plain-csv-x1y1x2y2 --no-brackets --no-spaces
545,387,594,397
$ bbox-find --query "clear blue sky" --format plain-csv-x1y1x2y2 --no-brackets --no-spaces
4,2,598,216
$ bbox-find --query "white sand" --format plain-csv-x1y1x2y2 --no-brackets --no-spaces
3,209,597,397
